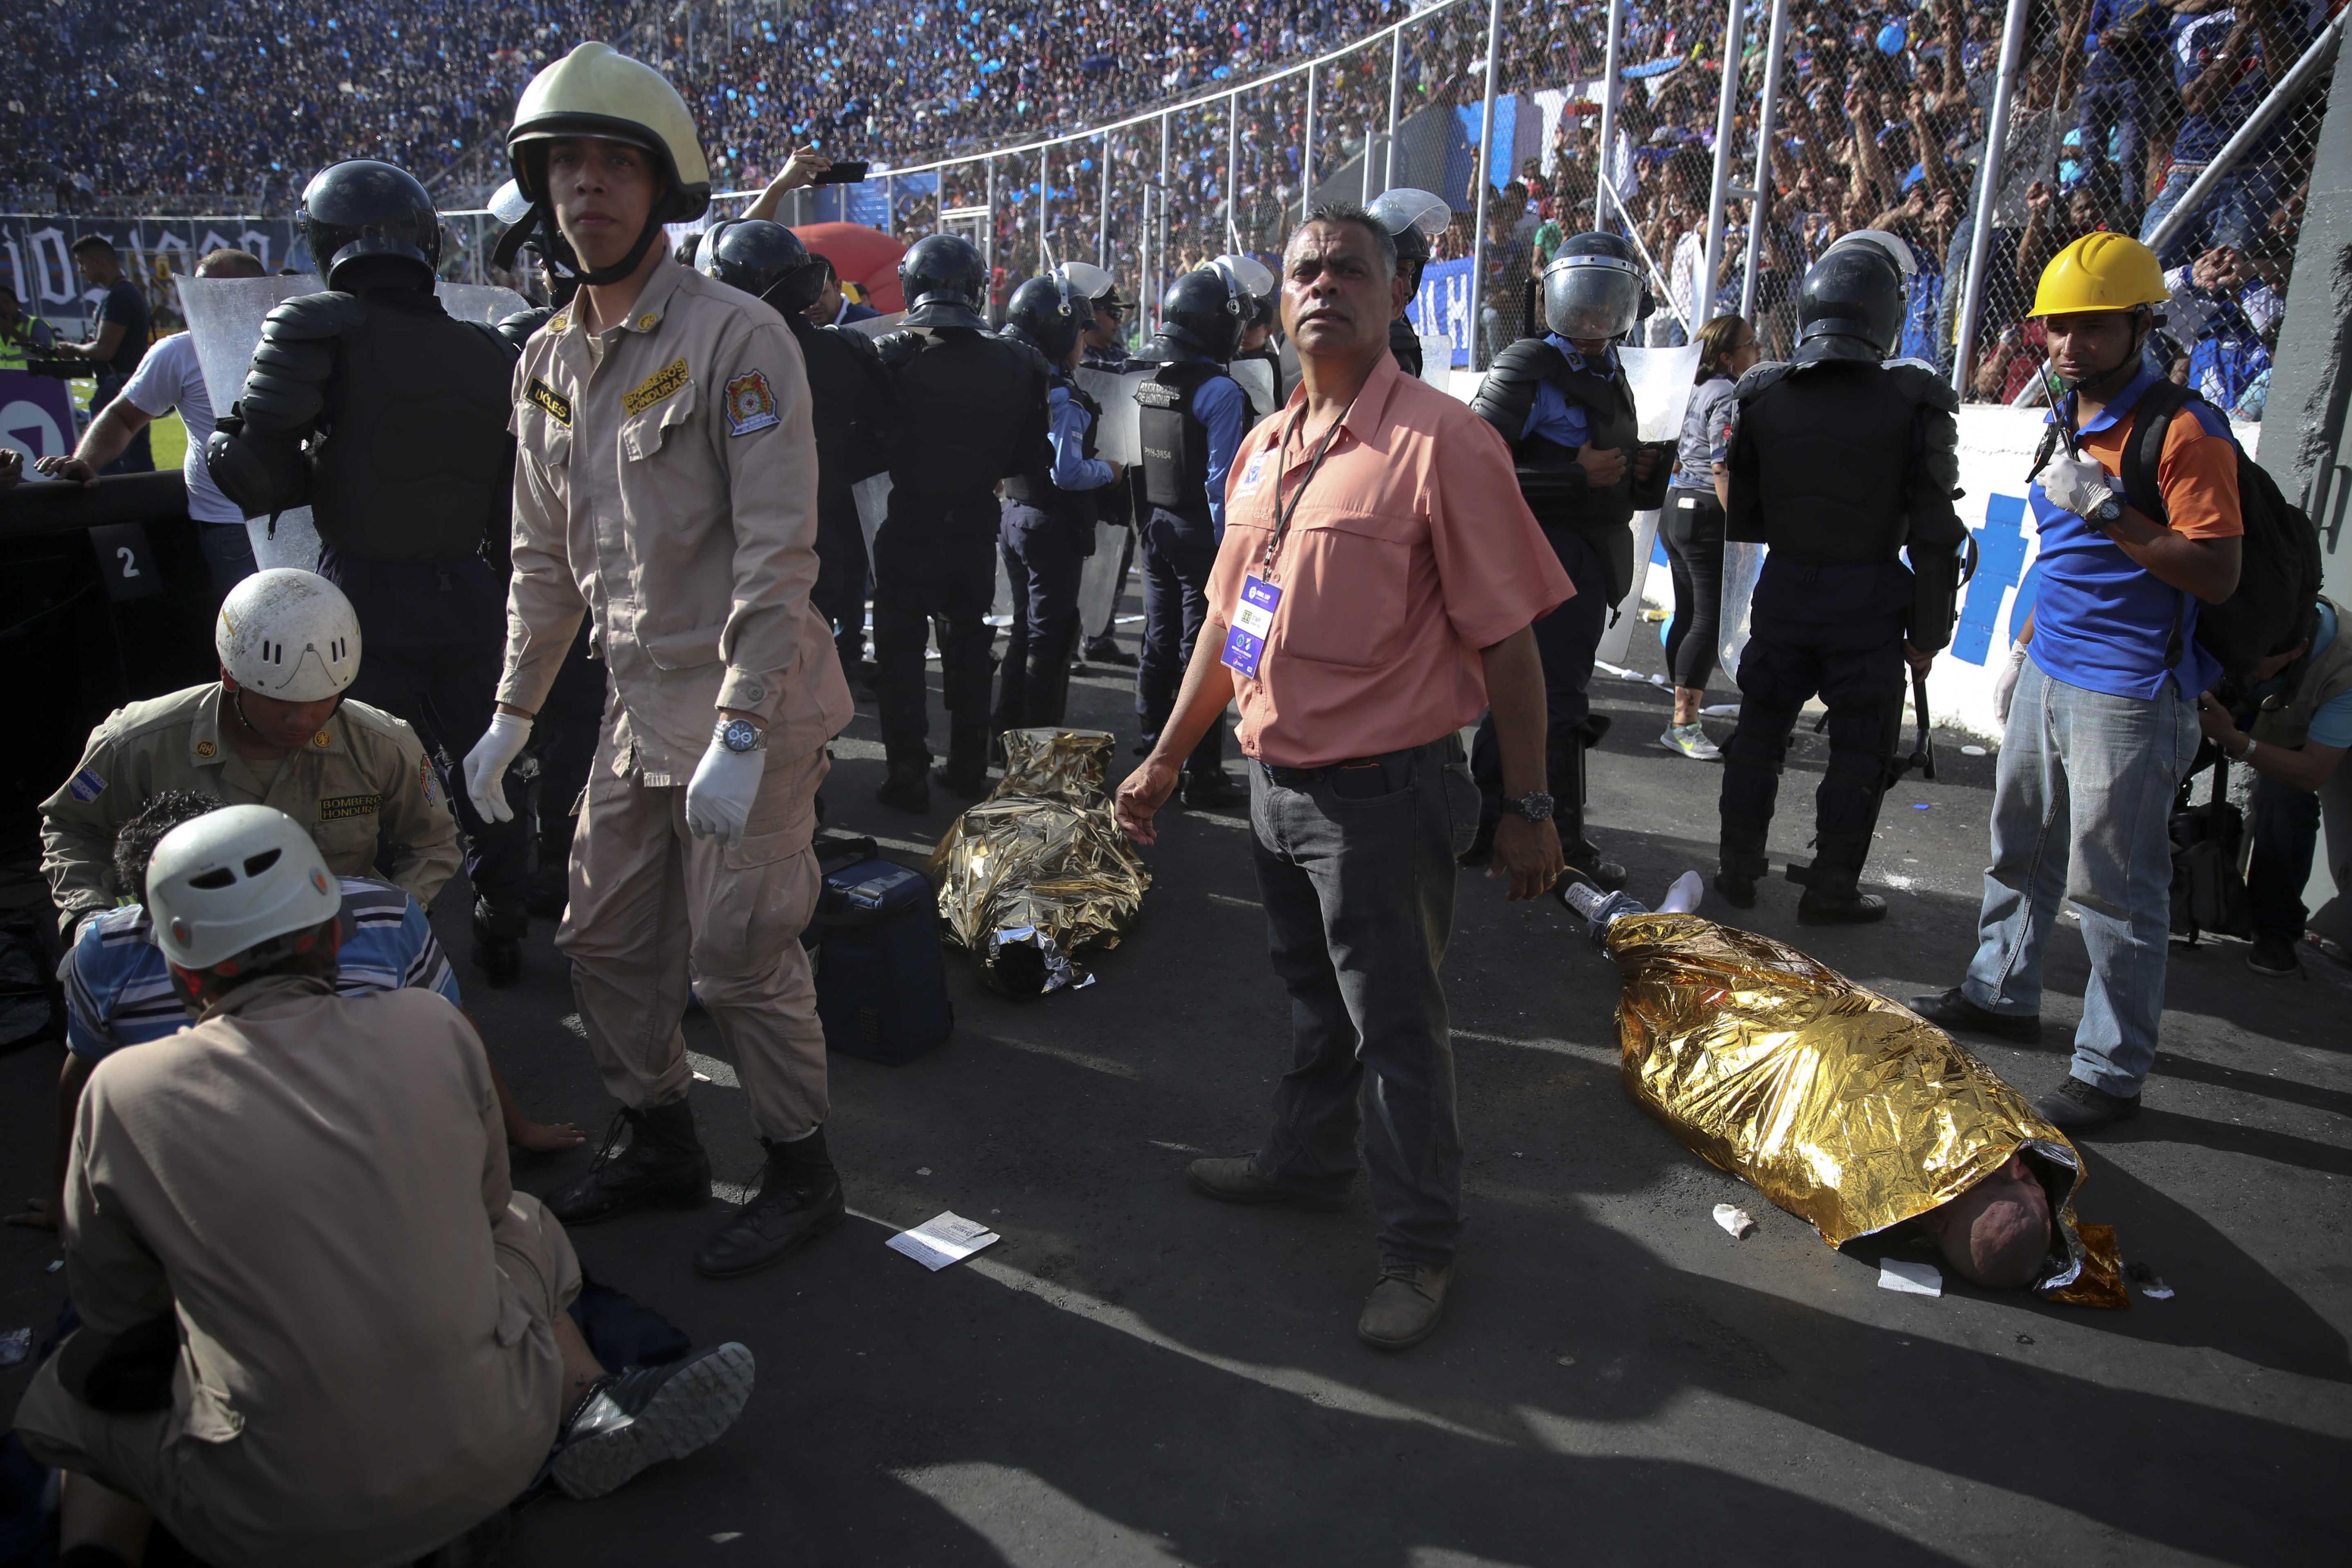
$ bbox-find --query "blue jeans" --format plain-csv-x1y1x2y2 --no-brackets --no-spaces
2078,80,2150,210
1962,660,2201,1097
2139,161,2279,271
2246,773,2320,944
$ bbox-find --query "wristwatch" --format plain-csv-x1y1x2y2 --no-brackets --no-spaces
716,716,766,754
1507,790,1556,823
2086,494,2125,529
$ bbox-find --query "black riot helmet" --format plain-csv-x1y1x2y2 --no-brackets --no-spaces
898,233,990,331
1003,274,1082,363
1155,267,1245,361
298,159,442,290
696,218,826,315
1368,188,1450,294
1795,231,1911,361
1541,231,1653,343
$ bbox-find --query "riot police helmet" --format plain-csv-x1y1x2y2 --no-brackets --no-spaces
1004,273,1083,363
1541,231,1652,343
1369,188,1450,291
298,160,442,291
1796,235,1909,359
898,233,991,331
697,218,826,315
507,42,711,287
1156,266,1246,361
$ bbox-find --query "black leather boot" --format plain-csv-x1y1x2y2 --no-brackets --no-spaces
875,760,931,814
934,725,992,799
1794,832,1885,923
1557,742,1625,890
546,1101,711,1226
471,896,527,988
693,1127,848,1278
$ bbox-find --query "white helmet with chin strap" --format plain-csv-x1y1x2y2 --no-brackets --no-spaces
146,805,343,973
216,568,361,702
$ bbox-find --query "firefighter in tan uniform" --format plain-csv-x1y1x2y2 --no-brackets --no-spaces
461,42,854,1280
40,568,458,937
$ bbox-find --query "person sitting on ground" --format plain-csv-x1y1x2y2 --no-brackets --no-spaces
10,805,756,1566
40,567,457,940
7,790,582,1233
2194,594,2352,978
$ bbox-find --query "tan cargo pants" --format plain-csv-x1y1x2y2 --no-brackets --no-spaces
557,738,829,1140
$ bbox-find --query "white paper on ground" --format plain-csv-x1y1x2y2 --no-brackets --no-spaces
887,1211,1002,1272
1712,1203,1757,1239
1878,1258,1943,1297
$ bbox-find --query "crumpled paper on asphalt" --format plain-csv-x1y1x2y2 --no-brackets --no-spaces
929,729,1150,996
1602,912,2125,1306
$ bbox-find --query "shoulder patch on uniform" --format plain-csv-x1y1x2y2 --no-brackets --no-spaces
319,793,381,822
68,767,106,803
625,358,690,417
723,370,780,436
527,377,572,426
419,756,437,806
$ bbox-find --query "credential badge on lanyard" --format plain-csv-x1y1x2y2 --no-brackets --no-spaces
1220,396,1357,684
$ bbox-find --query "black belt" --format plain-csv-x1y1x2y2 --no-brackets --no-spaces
1257,736,1457,790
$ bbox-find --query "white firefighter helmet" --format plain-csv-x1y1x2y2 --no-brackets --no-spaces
215,568,361,702
508,41,711,223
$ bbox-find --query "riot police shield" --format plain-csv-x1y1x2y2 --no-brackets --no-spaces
1073,366,1149,467
1594,344,1701,668
175,272,322,569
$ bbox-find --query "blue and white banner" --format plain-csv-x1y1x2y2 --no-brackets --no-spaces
1408,256,1474,370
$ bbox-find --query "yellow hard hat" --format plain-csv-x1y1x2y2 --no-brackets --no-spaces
2029,231,2168,318
509,41,710,224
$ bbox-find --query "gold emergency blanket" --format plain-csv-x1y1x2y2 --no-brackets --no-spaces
1605,912,2124,1305
929,729,1151,995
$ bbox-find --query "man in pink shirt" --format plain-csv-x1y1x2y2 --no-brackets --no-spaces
1116,204,1573,1352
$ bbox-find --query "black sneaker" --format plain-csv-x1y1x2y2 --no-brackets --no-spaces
545,1104,710,1226
1712,870,1758,908
548,1342,757,1500
1907,987,2042,1044
2247,937,2302,977
1797,889,1887,925
693,1130,848,1278
2035,1075,2142,1132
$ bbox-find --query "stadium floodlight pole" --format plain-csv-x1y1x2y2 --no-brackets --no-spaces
1740,0,1789,318
1470,0,1502,369
1099,133,1112,269
1596,0,1624,225
1700,0,1746,328
1303,63,1319,217
1386,27,1405,190
1950,0,2033,397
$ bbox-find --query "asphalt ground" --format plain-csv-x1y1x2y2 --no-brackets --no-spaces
3,594,2347,1566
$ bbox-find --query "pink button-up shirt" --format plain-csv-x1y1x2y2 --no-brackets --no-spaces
1205,352,1573,769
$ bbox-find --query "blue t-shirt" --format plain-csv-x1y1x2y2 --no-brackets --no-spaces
2026,363,2233,702
62,876,461,1061
2252,602,2352,750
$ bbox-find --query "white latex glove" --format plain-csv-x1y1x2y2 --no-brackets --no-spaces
2041,452,2118,520
462,712,532,823
684,736,764,848
1993,645,2028,726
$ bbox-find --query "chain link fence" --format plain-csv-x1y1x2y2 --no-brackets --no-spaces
442,0,2337,412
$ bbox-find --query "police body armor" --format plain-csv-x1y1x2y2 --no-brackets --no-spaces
1136,360,1225,526
495,304,557,351
1002,372,1104,552
209,291,516,561
1389,317,1422,380
876,328,1050,528
789,312,895,513
1470,339,1662,601
1725,349,1967,651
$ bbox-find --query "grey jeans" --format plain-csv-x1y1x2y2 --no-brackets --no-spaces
1248,736,1479,1267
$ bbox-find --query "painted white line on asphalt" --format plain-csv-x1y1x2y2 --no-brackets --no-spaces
1205,892,1260,909
895,1463,1198,1566
992,1034,1141,1080
950,1249,1508,1446
829,735,886,761
1451,1029,1619,1068
1146,1138,1202,1153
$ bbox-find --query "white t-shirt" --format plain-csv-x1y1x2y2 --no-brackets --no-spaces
119,332,240,524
